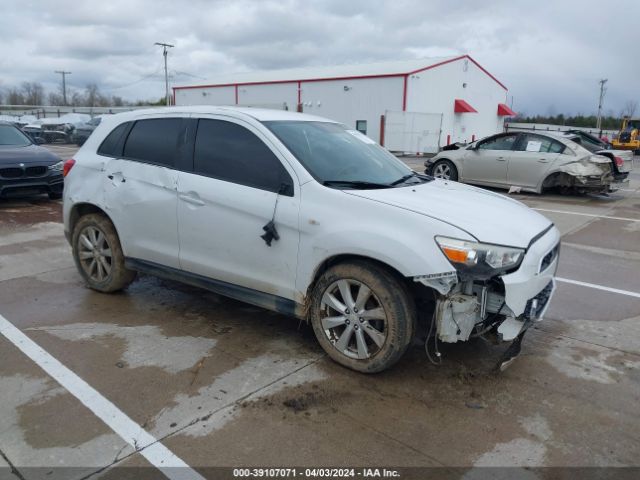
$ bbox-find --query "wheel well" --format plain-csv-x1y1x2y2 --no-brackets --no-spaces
305,253,436,338
309,254,407,290
69,203,111,235
542,171,574,190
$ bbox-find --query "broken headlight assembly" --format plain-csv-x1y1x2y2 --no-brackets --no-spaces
435,236,524,280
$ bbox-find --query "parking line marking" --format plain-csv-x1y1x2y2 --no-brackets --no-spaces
0,314,204,480
533,208,640,222
556,277,640,299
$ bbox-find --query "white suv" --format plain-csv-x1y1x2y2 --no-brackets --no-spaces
63,107,560,373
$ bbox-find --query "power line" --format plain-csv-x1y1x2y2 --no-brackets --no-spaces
54,70,72,105
154,42,174,106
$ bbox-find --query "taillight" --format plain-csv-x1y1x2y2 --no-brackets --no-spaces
614,156,624,167
63,159,76,177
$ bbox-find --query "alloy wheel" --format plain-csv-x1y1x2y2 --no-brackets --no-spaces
433,163,451,179
77,226,112,282
319,279,387,359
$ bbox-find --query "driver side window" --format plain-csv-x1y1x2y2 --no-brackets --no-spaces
477,134,518,151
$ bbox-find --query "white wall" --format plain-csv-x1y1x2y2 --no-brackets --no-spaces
299,76,404,143
174,58,508,148
406,58,508,145
175,85,235,105
238,82,298,110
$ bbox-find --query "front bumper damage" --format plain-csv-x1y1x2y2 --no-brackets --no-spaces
417,226,560,366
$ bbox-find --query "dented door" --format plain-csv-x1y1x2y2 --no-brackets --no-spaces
103,158,180,268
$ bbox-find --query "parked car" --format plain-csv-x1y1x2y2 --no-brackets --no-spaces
22,122,74,144
0,121,64,199
63,107,560,373
72,116,102,146
562,129,612,150
557,131,632,187
426,131,620,194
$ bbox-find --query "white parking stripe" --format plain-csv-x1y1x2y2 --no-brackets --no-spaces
0,314,204,480
533,208,640,222
556,277,640,299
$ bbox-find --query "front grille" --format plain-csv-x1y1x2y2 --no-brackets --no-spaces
25,166,47,177
0,168,23,179
540,243,560,273
525,281,554,319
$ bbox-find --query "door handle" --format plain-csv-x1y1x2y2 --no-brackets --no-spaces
496,157,507,161
537,159,550,163
179,193,205,206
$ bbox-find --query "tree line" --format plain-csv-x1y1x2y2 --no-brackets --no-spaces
513,100,638,130
0,81,164,107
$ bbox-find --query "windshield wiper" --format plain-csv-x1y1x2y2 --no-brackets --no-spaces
389,171,433,186
322,180,391,189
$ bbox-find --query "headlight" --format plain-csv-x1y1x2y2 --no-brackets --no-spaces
435,236,524,279
48,161,64,171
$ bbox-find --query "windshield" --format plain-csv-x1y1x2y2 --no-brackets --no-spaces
264,121,418,188
0,125,32,147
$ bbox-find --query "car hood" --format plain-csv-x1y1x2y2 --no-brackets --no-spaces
345,179,553,248
0,144,61,165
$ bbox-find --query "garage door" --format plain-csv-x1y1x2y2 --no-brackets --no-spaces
384,111,443,154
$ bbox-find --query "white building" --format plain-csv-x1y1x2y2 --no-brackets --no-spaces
173,55,515,153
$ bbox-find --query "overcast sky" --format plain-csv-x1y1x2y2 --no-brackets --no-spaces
1,0,638,115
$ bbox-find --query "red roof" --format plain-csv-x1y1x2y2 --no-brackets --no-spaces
497,103,517,116
454,99,477,113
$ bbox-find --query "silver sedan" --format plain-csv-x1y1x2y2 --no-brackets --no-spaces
425,132,621,194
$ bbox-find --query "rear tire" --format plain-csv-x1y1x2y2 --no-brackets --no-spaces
309,260,416,373
431,160,458,181
71,214,136,292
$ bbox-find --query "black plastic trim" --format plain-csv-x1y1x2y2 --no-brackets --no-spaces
124,258,302,318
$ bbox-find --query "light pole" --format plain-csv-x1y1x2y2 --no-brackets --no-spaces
155,42,174,106
596,78,608,132
55,70,72,105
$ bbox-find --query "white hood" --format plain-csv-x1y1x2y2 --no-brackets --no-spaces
346,179,552,248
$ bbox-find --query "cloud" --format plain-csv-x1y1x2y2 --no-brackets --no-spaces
0,0,637,114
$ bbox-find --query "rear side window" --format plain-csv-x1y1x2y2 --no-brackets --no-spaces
123,118,183,167
97,122,130,157
193,119,292,194
517,134,565,154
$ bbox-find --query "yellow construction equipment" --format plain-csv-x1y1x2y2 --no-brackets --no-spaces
611,117,640,152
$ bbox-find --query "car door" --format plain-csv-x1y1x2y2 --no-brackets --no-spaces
102,116,189,269
177,116,301,301
506,133,563,189
462,133,519,186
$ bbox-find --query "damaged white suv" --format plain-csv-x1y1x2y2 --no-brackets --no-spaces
63,107,559,373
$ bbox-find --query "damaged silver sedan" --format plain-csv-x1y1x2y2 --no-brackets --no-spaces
425,131,625,194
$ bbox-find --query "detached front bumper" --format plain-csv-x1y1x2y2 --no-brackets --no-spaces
421,226,560,344
501,226,560,317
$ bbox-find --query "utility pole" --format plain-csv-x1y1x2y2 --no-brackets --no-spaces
55,70,72,106
596,78,608,132
154,42,174,106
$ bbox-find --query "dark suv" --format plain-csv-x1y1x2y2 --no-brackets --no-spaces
0,121,64,199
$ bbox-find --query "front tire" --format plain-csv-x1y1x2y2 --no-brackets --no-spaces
309,260,416,373
431,159,458,181
71,214,136,292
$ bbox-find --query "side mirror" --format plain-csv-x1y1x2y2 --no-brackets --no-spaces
35,137,46,145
